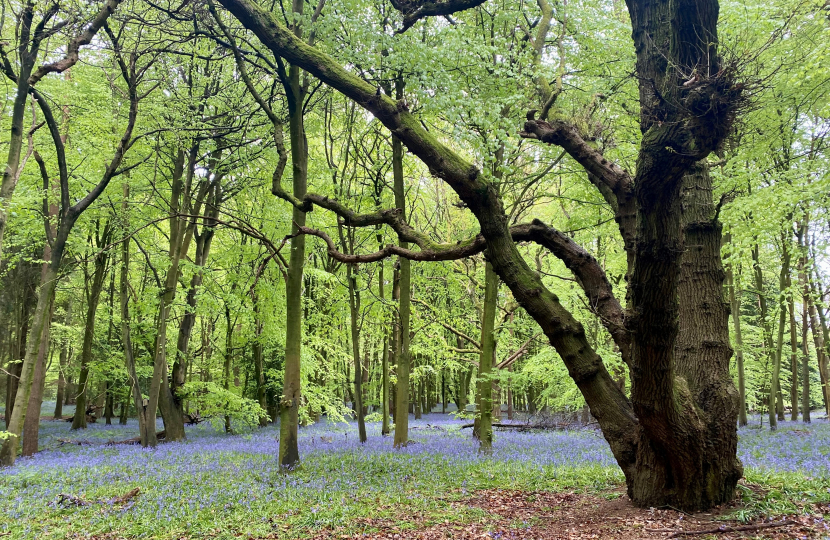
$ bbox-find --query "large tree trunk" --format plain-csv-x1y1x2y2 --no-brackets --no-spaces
21,296,53,456
629,162,742,509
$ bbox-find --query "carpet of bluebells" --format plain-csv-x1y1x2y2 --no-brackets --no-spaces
2,409,830,539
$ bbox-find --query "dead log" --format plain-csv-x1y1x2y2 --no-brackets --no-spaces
460,422,560,431
107,430,166,445
55,487,141,508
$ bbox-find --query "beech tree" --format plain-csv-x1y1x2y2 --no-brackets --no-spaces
216,0,747,509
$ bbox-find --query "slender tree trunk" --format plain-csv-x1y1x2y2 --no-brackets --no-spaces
752,244,777,428
789,273,799,421
120,183,151,446
476,262,498,453
769,240,790,429
53,321,68,420
809,269,830,416
379,259,391,435
253,300,268,426
798,224,811,422
0,30,35,263
72,242,110,430
278,8,309,464
119,385,130,425
224,306,234,434
347,265,367,442
392,79,411,447
725,252,747,426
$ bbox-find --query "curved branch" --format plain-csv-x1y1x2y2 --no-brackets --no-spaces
520,119,632,195
296,225,485,263
390,0,487,33
512,220,631,367
293,211,631,366
520,119,637,264
28,0,124,86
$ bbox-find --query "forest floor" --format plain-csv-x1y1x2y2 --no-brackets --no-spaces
1,409,829,539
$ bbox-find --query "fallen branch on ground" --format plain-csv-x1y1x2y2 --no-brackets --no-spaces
410,424,446,431
459,422,578,431
107,430,166,445
666,520,795,538
55,488,141,508
56,438,94,446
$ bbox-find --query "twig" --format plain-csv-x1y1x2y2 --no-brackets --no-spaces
666,520,795,538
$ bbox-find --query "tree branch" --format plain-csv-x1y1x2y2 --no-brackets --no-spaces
29,0,124,86
218,0,639,474
520,118,632,195
412,297,481,349
389,0,487,33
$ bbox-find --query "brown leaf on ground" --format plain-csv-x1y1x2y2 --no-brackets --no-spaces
307,489,828,540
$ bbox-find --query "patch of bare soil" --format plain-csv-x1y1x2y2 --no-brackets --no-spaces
310,489,829,539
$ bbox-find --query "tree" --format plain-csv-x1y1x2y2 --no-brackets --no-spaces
0,17,143,464
217,0,746,509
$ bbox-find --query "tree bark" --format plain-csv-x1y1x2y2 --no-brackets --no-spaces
378,256,391,436
253,299,268,427
347,264,367,442
121,183,152,447
21,294,53,456
808,269,830,416
788,271,798,421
